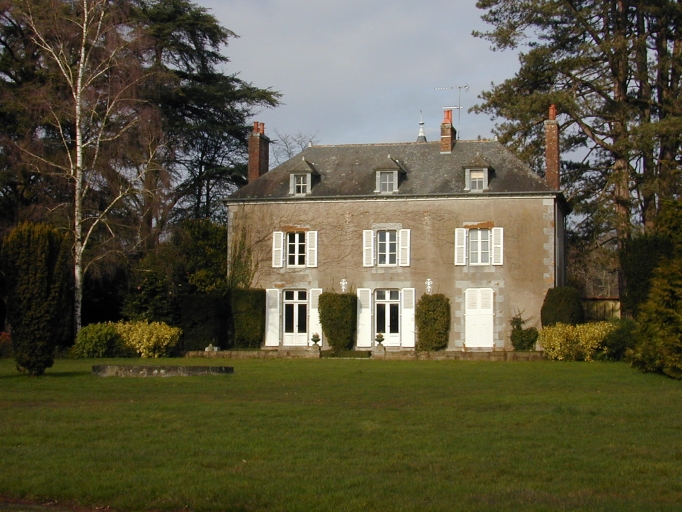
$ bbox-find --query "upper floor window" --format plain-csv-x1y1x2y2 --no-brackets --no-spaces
469,228,490,264
375,170,398,194
363,228,410,267
455,227,503,266
287,232,306,266
469,170,485,191
289,173,311,195
377,230,398,265
272,231,318,268
464,168,489,192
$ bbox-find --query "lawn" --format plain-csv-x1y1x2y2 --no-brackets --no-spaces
0,358,681,511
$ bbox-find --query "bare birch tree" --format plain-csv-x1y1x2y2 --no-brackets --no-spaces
15,0,155,331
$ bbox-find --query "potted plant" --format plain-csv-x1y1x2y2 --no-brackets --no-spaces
311,333,321,345
375,332,384,345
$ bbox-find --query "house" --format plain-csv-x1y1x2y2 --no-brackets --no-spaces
226,107,568,351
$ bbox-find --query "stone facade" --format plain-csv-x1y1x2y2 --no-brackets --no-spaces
227,107,567,352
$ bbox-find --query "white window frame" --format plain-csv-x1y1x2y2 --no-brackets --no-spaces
287,232,306,267
376,230,398,266
464,168,489,192
454,227,503,266
375,170,398,193
363,229,410,267
289,173,311,195
272,231,318,268
469,228,491,266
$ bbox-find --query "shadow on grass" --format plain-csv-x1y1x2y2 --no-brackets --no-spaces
0,371,92,379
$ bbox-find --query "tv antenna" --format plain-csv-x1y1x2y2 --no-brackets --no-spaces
435,84,469,127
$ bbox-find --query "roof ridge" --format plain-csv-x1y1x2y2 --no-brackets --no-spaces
310,140,499,148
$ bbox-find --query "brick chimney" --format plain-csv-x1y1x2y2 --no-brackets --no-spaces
440,110,456,154
544,105,560,190
248,122,270,183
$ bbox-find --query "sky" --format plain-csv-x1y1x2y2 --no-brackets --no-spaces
200,0,521,146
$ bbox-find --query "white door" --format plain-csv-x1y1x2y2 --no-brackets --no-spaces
465,288,494,348
283,290,308,346
375,290,400,346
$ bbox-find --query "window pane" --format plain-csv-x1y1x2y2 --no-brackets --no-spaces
297,304,307,333
376,304,386,333
298,291,307,301
389,290,399,300
284,304,294,333
284,291,294,301
376,290,385,300
389,304,399,333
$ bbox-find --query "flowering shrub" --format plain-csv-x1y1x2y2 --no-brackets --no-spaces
113,321,182,358
539,321,616,361
0,331,12,358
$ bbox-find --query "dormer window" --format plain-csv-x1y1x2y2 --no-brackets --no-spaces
376,171,397,193
290,173,311,195
470,170,485,190
465,168,489,192
287,157,319,196
464,154,492,193
374,154,405,195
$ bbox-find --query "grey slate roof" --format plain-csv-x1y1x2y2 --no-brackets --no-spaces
228,139,555,201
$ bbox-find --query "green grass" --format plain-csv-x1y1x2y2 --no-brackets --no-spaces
1,358,681,511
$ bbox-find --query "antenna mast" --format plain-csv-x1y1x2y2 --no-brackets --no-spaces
435,84,469,128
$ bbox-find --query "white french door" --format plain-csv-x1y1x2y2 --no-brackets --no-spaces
375,289,400,346
283,290,308,346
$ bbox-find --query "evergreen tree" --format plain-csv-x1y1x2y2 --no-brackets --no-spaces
473,1,682,241
0,223,71,375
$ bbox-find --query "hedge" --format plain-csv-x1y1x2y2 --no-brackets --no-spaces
179,293,230,351
540,286,585,327
231,289,266,349
415,294,450,351
319,292,357,352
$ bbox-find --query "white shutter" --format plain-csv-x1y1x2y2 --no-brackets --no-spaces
264,289,281,347
492,227,503,266
363,230,374,267
272,231,284,268
401,288,416,348
399,229,411,267
375,172,381,192
308,288,323,346
479,288,494,314
455,228,467,266
356,288,373,347
306,231,318,268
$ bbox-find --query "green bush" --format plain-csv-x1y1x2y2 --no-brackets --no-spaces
231,289,265,349
597,318,638,361
539,322,616,361
319,292,357,353
415,294,450,351
510,314,539,351
629,258,682,378
0,223,71,375
620,234,673,317
179,293,230,351
113,321,182,358
71,323,132,358
540,286,585,327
